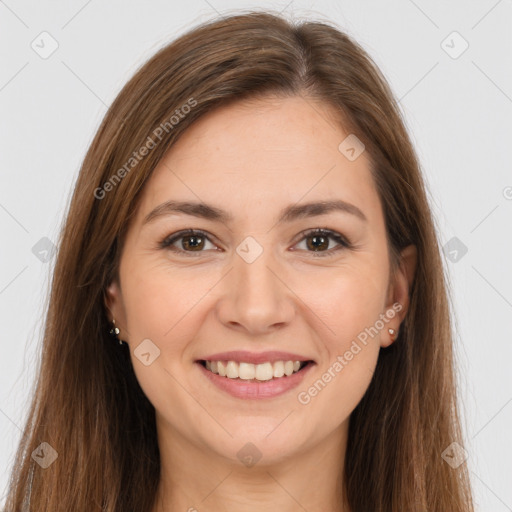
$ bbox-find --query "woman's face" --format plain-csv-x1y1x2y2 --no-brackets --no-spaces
106,95,415,466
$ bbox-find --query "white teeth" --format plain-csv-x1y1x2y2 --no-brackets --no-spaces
203,359,307,381
284,361,294,376
239,362,255,380
255,362,273,381
226,361,239,379
273,360,285,378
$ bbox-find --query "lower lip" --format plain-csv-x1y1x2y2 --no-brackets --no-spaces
196,361,315,400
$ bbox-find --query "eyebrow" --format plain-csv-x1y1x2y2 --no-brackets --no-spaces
142,199,367,226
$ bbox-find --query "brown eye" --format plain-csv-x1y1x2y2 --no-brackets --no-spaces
181,234,205,251
305,233,329,251
293,229,352,257
159,229,217,255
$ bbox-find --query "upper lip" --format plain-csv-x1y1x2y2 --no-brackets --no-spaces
198,350,314,365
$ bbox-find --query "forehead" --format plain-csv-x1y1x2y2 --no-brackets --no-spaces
168,95,359,165
136,95,380,225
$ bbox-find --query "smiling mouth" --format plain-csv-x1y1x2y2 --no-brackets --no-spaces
198,359,314,382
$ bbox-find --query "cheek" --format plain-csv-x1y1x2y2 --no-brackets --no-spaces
296,280,384,432
121,262,207,345
293,260,387,414
119,265,207,424
297,259,388,344
297,342,379,436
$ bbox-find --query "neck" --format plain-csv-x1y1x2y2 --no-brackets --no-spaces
151,418,349,512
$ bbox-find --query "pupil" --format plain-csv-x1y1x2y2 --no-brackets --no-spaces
184,235,203,250
308,235,328,251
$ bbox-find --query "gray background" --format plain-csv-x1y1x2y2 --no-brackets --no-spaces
1,0,511,509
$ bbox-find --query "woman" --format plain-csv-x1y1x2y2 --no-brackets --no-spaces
3,10,474,512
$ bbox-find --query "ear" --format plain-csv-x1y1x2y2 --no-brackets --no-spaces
104,278,128,341
381,244,417,348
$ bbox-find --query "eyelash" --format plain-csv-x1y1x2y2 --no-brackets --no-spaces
158,228,353,258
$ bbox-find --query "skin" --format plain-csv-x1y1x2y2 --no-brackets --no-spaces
105,94,417,512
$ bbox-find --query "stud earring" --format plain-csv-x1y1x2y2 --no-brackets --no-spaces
388,328,398,342
109,319,125,346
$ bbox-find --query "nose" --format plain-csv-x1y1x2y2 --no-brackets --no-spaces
215,244,296,335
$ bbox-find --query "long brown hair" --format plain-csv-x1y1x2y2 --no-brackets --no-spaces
3,10,474,511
